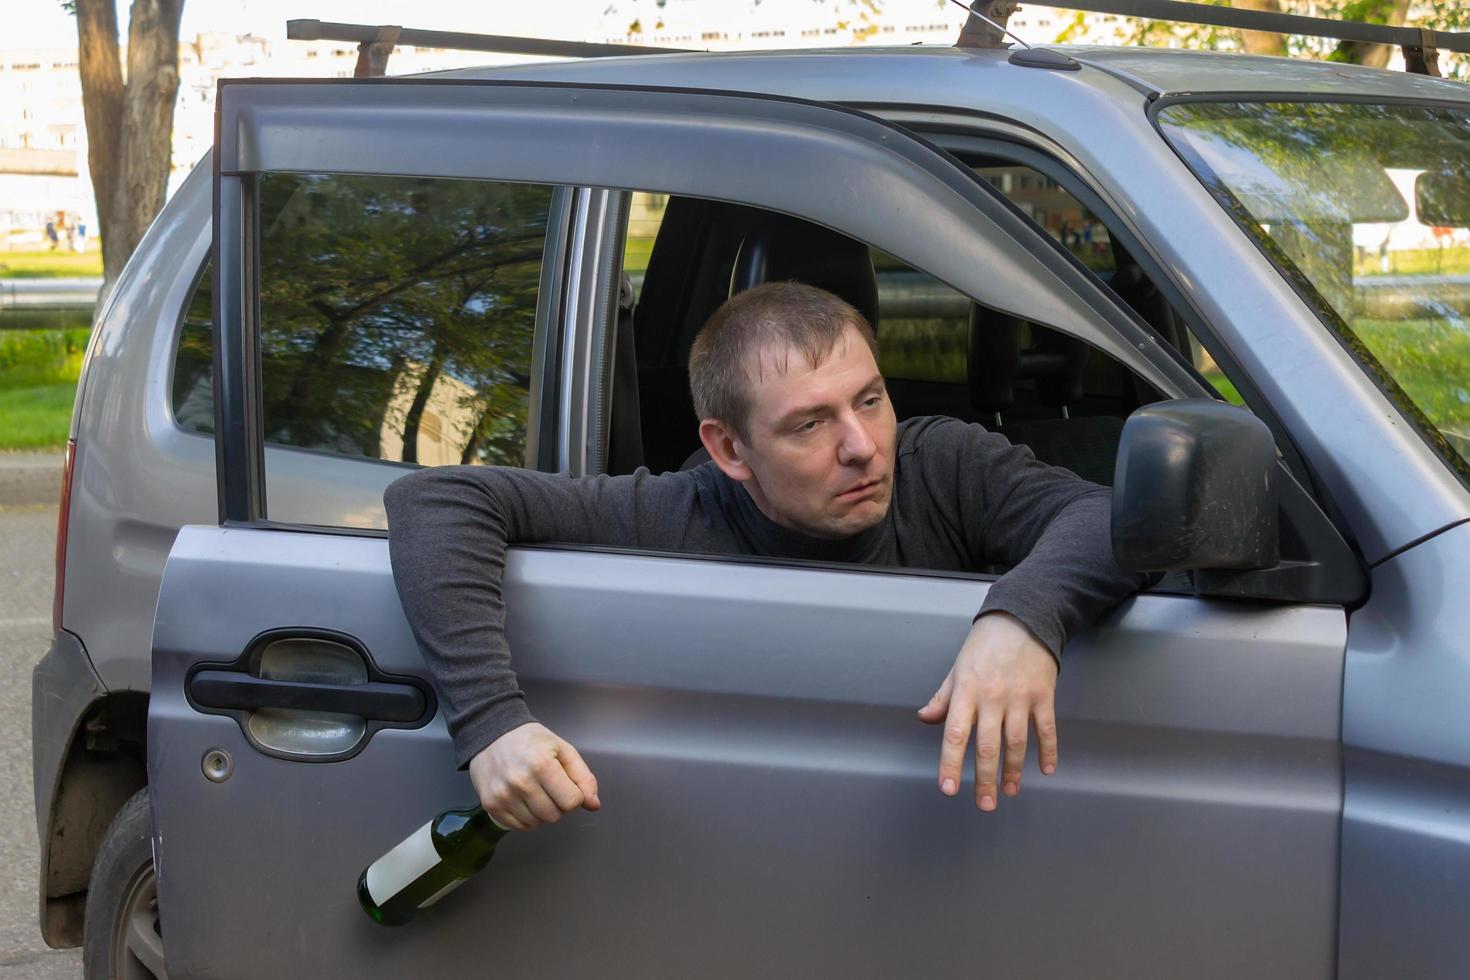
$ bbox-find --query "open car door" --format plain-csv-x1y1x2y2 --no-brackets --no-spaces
148,78,1347,977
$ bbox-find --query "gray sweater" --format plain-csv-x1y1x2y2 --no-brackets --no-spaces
384,415,1151,767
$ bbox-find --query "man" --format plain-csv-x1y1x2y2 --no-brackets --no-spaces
384,282,1150,831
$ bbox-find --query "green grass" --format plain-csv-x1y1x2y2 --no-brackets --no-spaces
0,308,93,332
1352,317,1470,462
624,236,656,276
878,318,967,383
1354,246,1470,279
0,329,90,386
1202,372,1244,406
0,249,102,279
0,383,75,450
0,328,89,450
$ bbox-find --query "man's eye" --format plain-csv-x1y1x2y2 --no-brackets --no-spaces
795,420,819,433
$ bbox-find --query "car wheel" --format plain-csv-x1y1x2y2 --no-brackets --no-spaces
83,789,168,980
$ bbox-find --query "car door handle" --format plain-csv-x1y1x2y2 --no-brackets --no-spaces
189,670,427,723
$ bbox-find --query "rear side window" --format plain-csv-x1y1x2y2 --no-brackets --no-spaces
172,174,554,470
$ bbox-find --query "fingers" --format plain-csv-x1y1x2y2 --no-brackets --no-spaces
479,770,553,829
973,705,1002,812
537,764,586,816
917,670,956,723
486,796,536,832
468,725,602,831
556,739,602,811
1035,699,1059,776
524,773,571,824
937,694,974,797
1002,706,1028,797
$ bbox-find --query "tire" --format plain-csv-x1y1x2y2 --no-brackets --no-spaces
83,789,169,980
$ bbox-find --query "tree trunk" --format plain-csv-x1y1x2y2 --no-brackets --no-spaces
75,0,124,282
1333,0,1413,68
1232,0,1289,58
400,349,446,465
460,408,490,465
74,0,184,293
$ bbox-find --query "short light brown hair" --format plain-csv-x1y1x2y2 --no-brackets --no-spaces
688,282,878,438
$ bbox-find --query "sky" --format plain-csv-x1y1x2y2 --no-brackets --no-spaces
13,1,966,50
11,0,673,50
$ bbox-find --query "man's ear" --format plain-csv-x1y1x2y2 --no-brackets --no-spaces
698,418,754,483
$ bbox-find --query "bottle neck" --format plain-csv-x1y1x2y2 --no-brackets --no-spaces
446,805,510,844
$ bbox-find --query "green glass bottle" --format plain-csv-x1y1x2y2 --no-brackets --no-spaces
357,805,509,927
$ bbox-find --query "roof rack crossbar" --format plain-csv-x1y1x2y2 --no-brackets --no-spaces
286,19,699,68
1033,1,1470,56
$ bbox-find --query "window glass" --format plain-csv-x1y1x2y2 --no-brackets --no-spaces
871,160,1244,410
876,165,1121,386
871,250,967,383
974,165,1114,273
624,191,668,303
173,269,214,433
172,175,554,473
1160,100,1470,479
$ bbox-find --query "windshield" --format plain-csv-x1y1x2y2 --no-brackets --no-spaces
1158,100,1470,481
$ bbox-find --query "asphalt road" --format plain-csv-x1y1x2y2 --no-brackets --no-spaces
0,503,83,979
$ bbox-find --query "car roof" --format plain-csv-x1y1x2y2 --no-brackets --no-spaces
424,43,1470,110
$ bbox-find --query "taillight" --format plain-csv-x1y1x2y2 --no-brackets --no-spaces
53,439,75,633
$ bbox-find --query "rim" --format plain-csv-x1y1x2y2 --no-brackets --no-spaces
110,862,167,980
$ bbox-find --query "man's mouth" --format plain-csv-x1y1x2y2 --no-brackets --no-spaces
836,478,881,501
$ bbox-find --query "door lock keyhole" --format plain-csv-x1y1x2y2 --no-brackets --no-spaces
202,748,234,783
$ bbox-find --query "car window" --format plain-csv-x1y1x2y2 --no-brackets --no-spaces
622,192,1169,491
875,168,1117,388
870,249,965,384
1160,100,1470,479
876,163,1246,405
975,165,1115,274
172,175,556,484
624,191,668,304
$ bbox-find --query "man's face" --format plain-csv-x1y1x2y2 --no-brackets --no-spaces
726,323,898,539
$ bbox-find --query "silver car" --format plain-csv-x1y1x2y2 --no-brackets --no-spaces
31,30,1470,980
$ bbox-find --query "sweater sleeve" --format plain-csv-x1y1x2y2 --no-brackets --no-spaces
913,417,1153,663
383,465,697,767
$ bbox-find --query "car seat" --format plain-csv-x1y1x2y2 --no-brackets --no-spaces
968,303,1124,486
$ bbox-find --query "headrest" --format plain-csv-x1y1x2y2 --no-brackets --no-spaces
1029,328,1090,407
730,217,880,330
969,307,1023,414
968,304,1091,414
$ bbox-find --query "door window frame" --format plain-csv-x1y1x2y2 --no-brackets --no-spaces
210,172,576,530
582,117,1365,605
212,77,1205,530
927,129,1316,489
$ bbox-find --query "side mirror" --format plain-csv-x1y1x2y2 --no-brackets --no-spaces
1415,169,1470,227
1112,399,1279,573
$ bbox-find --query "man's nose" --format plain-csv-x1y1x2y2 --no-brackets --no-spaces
835,414,878,466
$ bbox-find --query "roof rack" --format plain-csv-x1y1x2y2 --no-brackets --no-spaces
284,19,697,77
290,4,1470,81
960,0,1469,76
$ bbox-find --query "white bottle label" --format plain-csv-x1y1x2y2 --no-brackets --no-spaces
364,821,439,905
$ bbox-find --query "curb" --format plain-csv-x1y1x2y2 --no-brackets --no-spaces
0,453,63,508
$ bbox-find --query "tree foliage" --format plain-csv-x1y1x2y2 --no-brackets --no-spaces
1054,1,1470,77
173,175,551,468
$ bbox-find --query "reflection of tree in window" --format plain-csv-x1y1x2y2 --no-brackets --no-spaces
256,174,551,467
1160,101,1470,476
